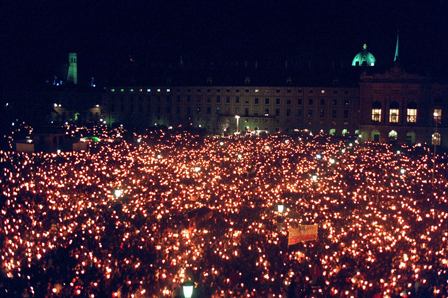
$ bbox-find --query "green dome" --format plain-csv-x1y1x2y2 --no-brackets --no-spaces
352,44,376,66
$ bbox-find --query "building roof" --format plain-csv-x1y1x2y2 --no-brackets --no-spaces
352,44,376,67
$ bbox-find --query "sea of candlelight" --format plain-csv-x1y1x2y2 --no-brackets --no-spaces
0,129,447,297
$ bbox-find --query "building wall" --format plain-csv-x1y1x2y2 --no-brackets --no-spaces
358,66,448,147
102,86,359,136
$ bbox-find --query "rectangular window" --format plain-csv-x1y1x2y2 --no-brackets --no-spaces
320,109,325,118
320,99,325,105
235,107,240,114
217,96,221,103
309,98,313,105
372,109,381,122
297,109,302,117
265,108,269,116
226,97,230,103
255,98,259,104
332,99,337,106
245,108,249,115
275,108,280,116
286,109,291,117
298,98,302,105
236,97,240,103
286,99,291,105
276,98,280,105
343,110,349,118
265,98,270,104
216,107,221,114
332,109,337,118
207,107,211,114
389,109,399,123
344,99,349,106
308,109,313,117
407,109,417,123
176,106,181,114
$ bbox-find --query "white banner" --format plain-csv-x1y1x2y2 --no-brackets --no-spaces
288,225,318,246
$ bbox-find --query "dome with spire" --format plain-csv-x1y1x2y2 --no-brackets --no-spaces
352,44,376,66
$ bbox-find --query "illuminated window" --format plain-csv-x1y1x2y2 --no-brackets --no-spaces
407,109,417,123
432,132,441,146
371,101,381,122
406,102,417,123
390,101,399,123
434,109,442,122
389,109,399,123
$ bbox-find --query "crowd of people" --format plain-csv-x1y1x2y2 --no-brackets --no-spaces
0,128,447,298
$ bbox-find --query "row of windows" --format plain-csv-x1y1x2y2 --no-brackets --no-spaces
110,88,352,95
370,130,441,146
110,103,350,119
371,108,442,123
112,96,351,106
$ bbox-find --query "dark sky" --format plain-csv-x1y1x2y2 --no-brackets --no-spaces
2,0,448,88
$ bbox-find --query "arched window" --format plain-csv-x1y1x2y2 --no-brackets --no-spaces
432,132,441,146
406,132,415,145
372,101,382,122
389,101,399,123
371,130,380,142
389,130,398,142
407,102,417,123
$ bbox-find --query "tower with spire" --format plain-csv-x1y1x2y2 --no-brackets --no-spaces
67,53,78,84
394,30,399,63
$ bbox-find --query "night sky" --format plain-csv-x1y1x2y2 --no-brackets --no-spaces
2,0,448,89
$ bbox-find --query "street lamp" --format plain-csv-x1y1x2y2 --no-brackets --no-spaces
235,115,240,134
277,204,284,232
277,204,284,213
114,189,123,198
432,111,440,185
182,282,194,298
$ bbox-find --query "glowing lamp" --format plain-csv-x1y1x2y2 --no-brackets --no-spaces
157,154,162,159
316,154,322,159
329,158,335,164
182,282,194,298
194,166,201,173
400,169,406,175
277,204,284,213
114,189,123,198
312,175,318,181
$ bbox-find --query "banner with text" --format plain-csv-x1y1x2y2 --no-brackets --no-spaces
288,225,318,246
